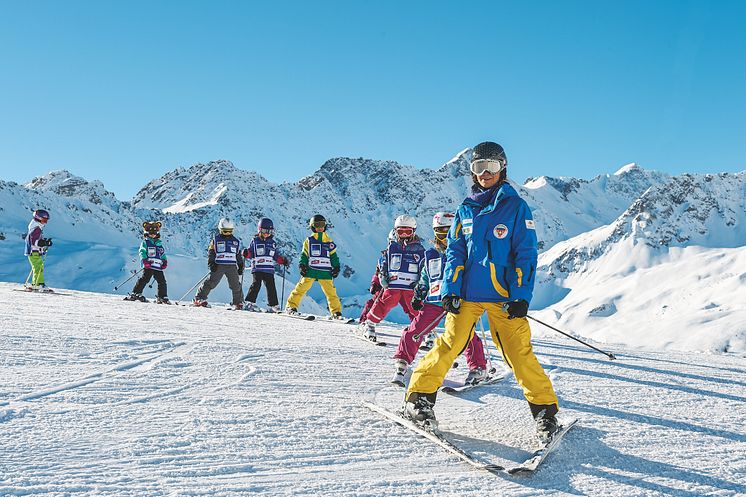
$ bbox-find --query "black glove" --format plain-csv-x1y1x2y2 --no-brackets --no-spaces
411,298,424,311
299,263,308,277
442,295,461,314
504,299,529,319
331,267,340,278
237,265,244,276
209,261,218,272
38,238,53,247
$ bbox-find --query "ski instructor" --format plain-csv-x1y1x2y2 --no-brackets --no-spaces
403,141,562,443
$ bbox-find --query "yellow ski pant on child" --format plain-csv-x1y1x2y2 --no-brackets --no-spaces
407,301,558,406
286,277,342,314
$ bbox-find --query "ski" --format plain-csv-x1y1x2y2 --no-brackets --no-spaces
279,313,315,321
506,418,578,474
440,371,507,394
13,288,69,296
353,332,387,347
363,401,504,475
321,316,357,325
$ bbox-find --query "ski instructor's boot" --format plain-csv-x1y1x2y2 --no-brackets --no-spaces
403,392,438,430
530,403,560,444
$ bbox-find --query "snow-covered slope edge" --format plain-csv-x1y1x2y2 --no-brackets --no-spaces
534,172,746,354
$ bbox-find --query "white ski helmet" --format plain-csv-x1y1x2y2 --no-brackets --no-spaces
394,215,417,230
432,212,456,230
218,218,235,233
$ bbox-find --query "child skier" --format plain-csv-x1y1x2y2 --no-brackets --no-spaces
243,217,290,312
361,215,425,342
125,221,170,304
391,212,488,385
24,209,53,292
285,214,344,319
193,218,245,310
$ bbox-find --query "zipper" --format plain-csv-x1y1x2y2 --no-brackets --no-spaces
486,240,493,260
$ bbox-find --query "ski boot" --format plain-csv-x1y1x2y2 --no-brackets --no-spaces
244,301,261,312
403,392,438,430
266,305,281,313
329,312,346,321
390,358,409,387
124,293,147,302
285,307,300,316
362,321,376,341
192,297,209,307
420,332,435,350
232,303,244,311
464,367,487,385
530,403,561,444
156,297,171,305
37,283,54,293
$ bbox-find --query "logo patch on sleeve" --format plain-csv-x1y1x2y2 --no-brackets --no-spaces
493,224,509,239
525,219,536,230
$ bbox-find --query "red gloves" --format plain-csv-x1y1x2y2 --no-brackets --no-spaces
161,261,167,270
142,260,152,269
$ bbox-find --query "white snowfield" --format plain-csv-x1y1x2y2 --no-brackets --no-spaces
1,283,744,497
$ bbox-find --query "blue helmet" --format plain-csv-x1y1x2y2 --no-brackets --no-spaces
257,217,274,234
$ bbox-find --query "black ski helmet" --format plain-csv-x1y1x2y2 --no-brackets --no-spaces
257,217,274,231
472,141,507,166
309,214,326,231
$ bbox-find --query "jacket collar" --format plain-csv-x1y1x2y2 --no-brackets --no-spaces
464,181,517,213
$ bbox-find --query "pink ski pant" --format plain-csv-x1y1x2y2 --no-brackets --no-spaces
394,302,487,369
366,288,417,323
359,289,383,323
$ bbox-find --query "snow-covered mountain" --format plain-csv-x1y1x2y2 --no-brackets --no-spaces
1,154,743,353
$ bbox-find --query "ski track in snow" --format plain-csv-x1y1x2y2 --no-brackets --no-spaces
0,283,744,497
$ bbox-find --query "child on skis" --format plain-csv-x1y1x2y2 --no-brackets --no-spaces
193,218,245,310
243,217,290,312
24,209,53,292
358,230,397,324
360,215,425,342
285,214,344,319
391,212,488,386
125,221,170,304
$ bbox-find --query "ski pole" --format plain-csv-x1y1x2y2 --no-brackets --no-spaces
478,316,495,374
114,268,143,291
280,265,287,311
177,271,210,305
526,314,617,360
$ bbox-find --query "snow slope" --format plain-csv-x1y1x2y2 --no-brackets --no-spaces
1,284,744,496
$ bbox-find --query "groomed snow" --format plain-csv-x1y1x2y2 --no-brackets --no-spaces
1,283,744,496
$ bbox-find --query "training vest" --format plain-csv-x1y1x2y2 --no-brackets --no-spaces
386,240,425,290
214,234,241,265
423,248,446,303
306,234,334,271
247,236,277,274
141,238,166,270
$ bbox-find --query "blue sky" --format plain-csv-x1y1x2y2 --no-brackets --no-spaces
1,0,744,199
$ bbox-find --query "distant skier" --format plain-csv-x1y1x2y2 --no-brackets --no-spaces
193,218,245,310
391,212,488,385
125,221,170,304
360,215,425,342
404,141,561,443
243,217,290,312
358,230,396,324
24,209,53,292
285,214,344,319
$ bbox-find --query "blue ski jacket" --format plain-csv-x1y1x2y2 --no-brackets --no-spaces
441,182,538,304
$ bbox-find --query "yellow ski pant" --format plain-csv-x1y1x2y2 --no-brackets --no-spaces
28,253,45,285
407,301,558,406
286,277,342,315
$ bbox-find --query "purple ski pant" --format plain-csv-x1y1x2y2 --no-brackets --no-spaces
394,302,487,369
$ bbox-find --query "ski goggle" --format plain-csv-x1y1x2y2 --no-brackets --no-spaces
220,228,234,235
433,226,450,239
259,228,274,236
470,159,505,177
396,227,414,238
311,221,326,230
